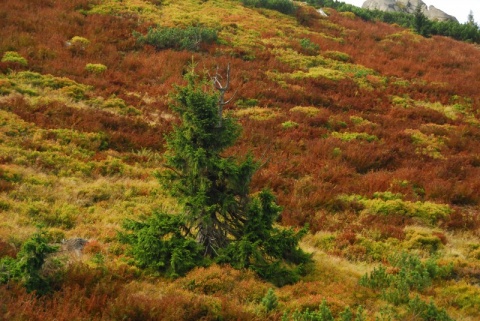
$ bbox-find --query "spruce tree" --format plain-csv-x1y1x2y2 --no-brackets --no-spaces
124,63,310,284
157,64,257,256
413,4,430,37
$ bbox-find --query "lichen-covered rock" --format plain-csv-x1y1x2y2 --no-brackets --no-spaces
362,0,457,22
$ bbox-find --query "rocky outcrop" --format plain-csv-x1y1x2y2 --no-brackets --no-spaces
424,5,457,22
362,0,458,22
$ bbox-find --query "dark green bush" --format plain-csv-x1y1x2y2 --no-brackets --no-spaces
0,230,59,295
242,0,296,15
359,252,452,295
299,38,320,55
286,301,365,321
217,190,311,287
408,296,454,321
262,288,278,312
134,26,218,51
359,253,453,318
120,211,204,277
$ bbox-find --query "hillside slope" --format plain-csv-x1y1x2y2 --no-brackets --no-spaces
1,0,479,320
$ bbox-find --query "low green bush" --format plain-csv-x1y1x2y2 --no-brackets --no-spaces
68,36,90,54
120,211,204,277
282,120,299,129
360,252,453,308
408,296,453,321
134,26,218,51
242,0,296,15
0,230,59,295
85,63,107,74
360,252,452,292
331,131,378,142
323,50,350,62
299,38,320,55
235,98,259,108
338,194,451,224
262,288,278,312
1,51,28,66
286,300,365,321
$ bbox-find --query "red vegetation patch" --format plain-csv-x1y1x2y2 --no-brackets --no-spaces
0,263,260,321
1,96,165,151
0,238,17,258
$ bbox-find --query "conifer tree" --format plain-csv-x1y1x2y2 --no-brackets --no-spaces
124,63,310,284
467,10,475,26
157,64,257,256
413,4,430,37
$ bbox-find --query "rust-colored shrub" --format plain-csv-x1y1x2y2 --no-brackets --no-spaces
0,238,17,258
443,209,480,231
1,98,165,151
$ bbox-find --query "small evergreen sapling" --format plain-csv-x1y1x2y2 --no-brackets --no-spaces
0,229,58,295
262,288,278,312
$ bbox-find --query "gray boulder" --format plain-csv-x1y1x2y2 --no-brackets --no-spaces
362,0,400,12
362,0,457,22
425,5,457,22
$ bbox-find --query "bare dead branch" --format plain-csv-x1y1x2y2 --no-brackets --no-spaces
211,63,236,127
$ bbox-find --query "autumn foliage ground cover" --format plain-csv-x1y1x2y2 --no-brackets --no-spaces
1,0,480,320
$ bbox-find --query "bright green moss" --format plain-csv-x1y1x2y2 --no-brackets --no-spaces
281,120,298,129
234,107,279,120
88,0,163,23
290,106,321,117
323,50,350,62
2,71,91,102
441,282,480,317
291,66,346,81
331,131,378,142
405,129,445,159
1,51,28,66
403,227,444,252
338,194,452,224
391,95,413,108
85,63,107,74
272,48,326,69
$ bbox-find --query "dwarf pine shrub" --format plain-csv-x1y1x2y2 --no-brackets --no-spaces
134,26,218,51
408,296,454,321
262,288,278,312
242,0,296,15
299,38,320,55
286,301,364,321
0,230,59,295
360,252,452,294
360,252,453,311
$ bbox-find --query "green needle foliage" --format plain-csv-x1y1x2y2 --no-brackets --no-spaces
121,212,204,277
262,288,278,312
0,230,58,295
159,65,256,257
124,64,310,284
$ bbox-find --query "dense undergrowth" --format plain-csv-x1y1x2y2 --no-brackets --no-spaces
1,0,479,320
